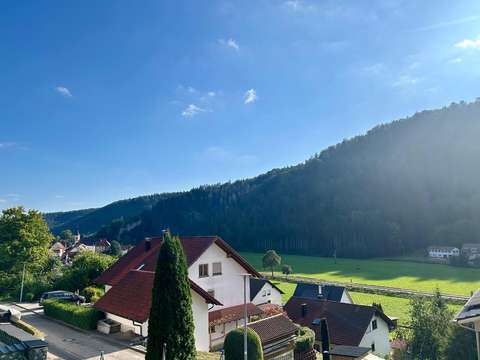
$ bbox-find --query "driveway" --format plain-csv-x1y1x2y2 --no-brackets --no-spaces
10,304,145,360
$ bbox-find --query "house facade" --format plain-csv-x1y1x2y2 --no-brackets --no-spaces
284,297,394,357
427,246,459,259
250,278,283,306
94,235,268,351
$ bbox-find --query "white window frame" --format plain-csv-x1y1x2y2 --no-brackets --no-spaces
199,263,209,278
212,262,222,276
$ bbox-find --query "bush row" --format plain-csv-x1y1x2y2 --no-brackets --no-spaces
43,300,104,330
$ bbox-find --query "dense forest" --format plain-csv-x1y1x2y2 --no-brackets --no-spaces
47,100,480,258
44,194,171,235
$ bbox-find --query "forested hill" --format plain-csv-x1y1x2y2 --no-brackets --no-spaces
44,194,169,235
50,100,480,257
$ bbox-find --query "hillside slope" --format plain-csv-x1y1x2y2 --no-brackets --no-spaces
45,194,167,235
49,100,480,257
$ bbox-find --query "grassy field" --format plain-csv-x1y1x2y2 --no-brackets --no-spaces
272,281,462,324
242,252,480,296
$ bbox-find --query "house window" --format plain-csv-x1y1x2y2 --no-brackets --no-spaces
262,290,266,297
210,325,215,333
266,289,271,296
372,319,377,330
207,289,215,298
212,262,222,276
371,343,376,352
199,264,209,278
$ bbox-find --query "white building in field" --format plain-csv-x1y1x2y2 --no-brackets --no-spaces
94,235,282,351
427,246,459,259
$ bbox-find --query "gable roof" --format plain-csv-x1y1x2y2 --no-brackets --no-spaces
455,289,480,323
284,297,394,346
249,278,285,301
209,303,263,326
96,235,261,286
293,283,346,302
94,270,221,323
248,314,298,345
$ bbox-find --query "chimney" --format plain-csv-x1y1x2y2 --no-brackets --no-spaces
320,318,331,360
318,285,323,298
145,238,151,252
301,303,308,317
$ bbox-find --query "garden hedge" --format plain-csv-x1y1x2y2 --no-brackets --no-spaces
294,326,315,352
224,328,263,360
42,299,104,330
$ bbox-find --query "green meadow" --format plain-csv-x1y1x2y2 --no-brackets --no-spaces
242,252,480,296
271,281,462,325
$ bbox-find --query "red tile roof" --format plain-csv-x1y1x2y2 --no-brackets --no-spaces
284,297,394,346
248,314,298,345
94,270,221,323
95,235,261,286
209,303,263,326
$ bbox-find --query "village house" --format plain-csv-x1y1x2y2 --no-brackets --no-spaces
49,242,65,258
292,283,353,304
461,243,480,260
250,278,284,306
284,297,395,358
94,235,284,352
247,314,298,360
427,246,459,259
453,289,480,353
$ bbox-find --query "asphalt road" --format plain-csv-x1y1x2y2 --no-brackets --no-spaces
10,304,145,360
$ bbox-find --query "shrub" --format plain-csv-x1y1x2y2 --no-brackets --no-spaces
224,328,263,360
81,286,104,303
43,299,104,330
294,326,315,352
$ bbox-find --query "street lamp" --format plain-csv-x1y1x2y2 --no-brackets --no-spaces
240,273,251,360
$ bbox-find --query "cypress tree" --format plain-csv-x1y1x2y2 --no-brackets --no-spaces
146,233,196,360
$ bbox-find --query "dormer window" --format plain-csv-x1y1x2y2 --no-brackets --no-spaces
199,263,209,278
212,262,222,276
372,319,377,330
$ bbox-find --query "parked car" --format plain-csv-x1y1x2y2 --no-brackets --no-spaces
39,290,85,304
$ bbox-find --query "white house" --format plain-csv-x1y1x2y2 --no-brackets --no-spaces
427,246,459,259
284,297,395,358
50,242,65,257
250,278,283,306
94,235,269,351
462,243,480,260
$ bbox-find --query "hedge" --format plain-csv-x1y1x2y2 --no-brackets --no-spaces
294,326,315,352
224,328,263,360
42,300,104,330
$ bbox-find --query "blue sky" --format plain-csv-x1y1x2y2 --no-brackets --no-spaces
2,0,480,212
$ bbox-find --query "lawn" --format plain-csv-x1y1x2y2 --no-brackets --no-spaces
272,281,462,325
242,252,480,296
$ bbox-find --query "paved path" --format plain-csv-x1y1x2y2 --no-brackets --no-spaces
266,274,470,303
10,304,145,360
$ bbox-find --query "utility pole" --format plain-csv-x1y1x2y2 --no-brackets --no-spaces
19,262,26,303
241,273,251,360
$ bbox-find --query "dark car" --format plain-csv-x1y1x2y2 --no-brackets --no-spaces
39,290,85,304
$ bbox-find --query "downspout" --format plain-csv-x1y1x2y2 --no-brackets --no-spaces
132,320,143,337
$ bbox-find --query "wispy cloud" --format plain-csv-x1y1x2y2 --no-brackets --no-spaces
201,146,258,165
283,0,315,12
362,63,385,76
0,142,17,150
55,86,72,97
411,16,480,32
218,38,240,51
55,195,65,199
455,38,480,49
448,57,463,64
392,75,421,88
244,89,258,104
181,104,206,118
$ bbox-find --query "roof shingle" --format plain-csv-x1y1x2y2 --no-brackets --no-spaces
248,314,298,345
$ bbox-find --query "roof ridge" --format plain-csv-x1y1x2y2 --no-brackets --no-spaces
248,313,284,325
